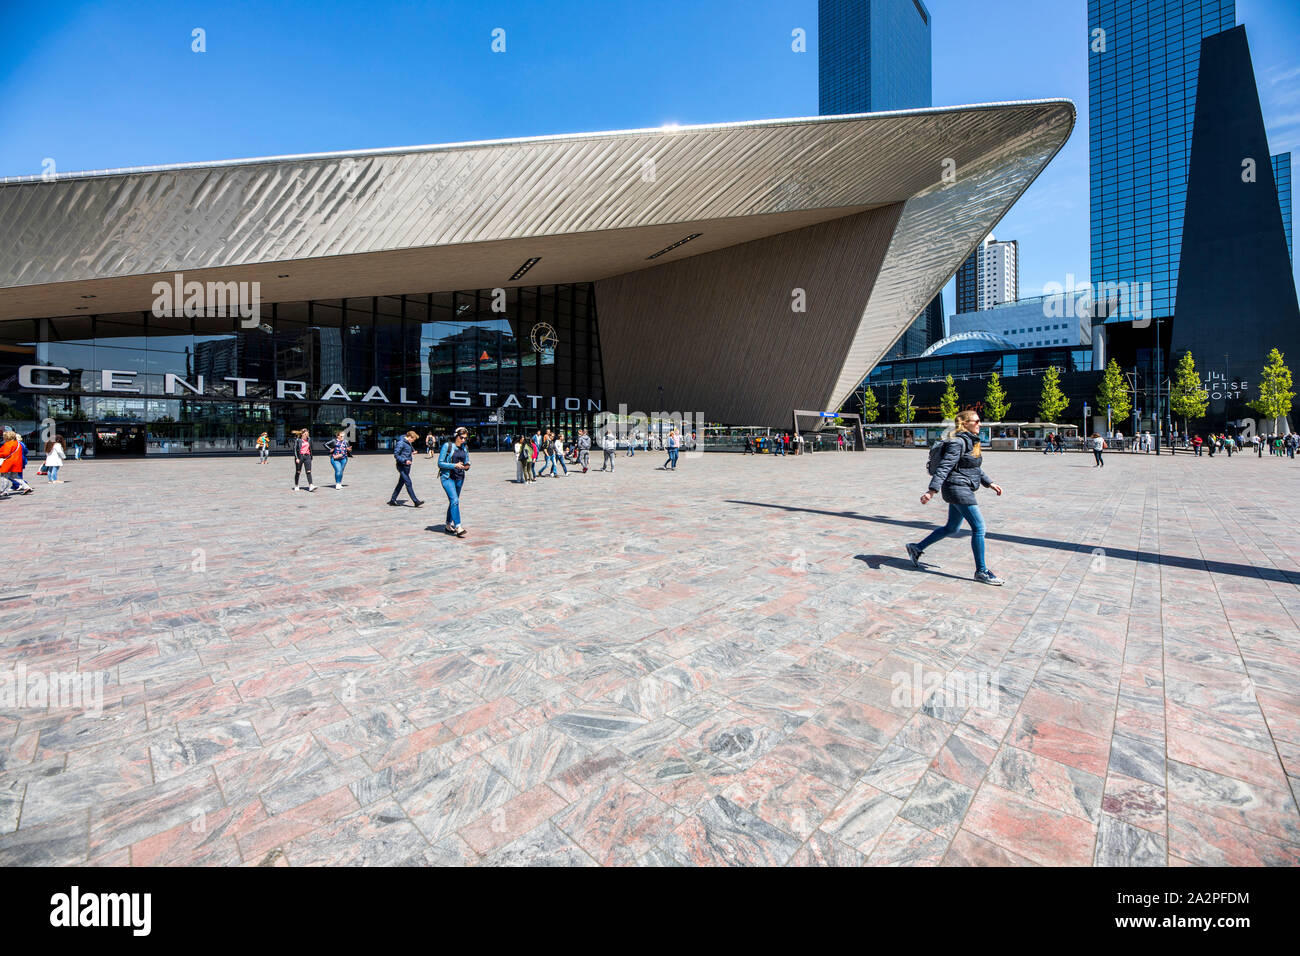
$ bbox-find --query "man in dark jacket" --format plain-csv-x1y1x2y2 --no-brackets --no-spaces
905,411,1005,585
388,430,424,507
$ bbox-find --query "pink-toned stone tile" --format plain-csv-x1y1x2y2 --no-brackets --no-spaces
962,783,1097,866
942,827,1038,866
459,785,568,857
1006,711,1110,777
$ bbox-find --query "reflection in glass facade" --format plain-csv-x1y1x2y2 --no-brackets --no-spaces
0,284,604,455
1089,0,1236,321
1273,152,1293,264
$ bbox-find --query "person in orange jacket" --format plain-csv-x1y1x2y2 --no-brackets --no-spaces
1,429,33,495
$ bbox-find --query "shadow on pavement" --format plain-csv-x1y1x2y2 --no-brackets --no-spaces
730,500,1298,584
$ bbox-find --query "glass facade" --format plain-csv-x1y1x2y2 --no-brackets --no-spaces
0,284,604,455
1089,0,1237,321
820,0,939,361
854,345,1099,425
1273,152,1293,264
818,0,931,115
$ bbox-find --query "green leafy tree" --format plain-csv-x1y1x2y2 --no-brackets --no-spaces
1168,351,1208,434
894,379,915,424
939,374,960,421
983,372,1011,421
1038,365,1069,422
860,387,880,424
1096,358,1131,426
1249,348,1296,433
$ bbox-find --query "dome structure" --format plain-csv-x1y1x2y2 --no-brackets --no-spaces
919,330,1019,356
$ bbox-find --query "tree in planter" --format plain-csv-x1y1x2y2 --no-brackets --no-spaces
1095,357,1131,427
860,387,880,424
983,372,1010,422
1248,348,1295,434
939,374,961,421
894,379,915,424
1168,351,1208,436
1038,365,1069,423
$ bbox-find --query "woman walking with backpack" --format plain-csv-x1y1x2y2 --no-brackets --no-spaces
438,426,471,536
905,410,1005,586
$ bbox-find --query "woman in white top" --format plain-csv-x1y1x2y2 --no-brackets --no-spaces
44,435,67,482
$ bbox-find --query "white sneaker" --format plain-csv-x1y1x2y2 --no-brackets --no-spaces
335,483,342,490
307,484,316,492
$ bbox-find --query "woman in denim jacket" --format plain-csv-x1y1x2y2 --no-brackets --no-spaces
438,426,471,536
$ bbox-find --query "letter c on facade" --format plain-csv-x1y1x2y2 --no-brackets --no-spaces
19,364,70,389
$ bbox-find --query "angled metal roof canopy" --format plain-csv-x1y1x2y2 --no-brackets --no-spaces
0,100,1074,423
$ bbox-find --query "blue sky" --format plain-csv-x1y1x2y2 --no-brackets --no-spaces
2,0,1297,306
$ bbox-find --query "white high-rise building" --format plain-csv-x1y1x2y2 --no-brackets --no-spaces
956,233,1019,313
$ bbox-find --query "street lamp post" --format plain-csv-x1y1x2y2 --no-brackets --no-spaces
657,385,664,444
1153,316,1162,455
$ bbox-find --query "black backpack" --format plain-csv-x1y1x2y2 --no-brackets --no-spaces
926,436,962,476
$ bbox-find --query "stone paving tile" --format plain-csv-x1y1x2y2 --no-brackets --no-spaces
3,449,1299,865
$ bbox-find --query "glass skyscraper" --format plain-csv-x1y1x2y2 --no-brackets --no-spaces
1089,0,1236,321
819,0,932,114
820,0,937,362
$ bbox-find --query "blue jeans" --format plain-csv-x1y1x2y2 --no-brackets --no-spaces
440,473,463,526
917,501,987,572
665,447,678,469
46,466,59,482
331,457,346,484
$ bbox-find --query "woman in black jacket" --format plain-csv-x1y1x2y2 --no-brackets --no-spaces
906,410,1005,585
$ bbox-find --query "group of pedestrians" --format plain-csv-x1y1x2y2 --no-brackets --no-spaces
515,428,575,480
0,429,73,495
1251,433,1298,458
513,426,685,477
743,433,799,455
1041,433,1067,454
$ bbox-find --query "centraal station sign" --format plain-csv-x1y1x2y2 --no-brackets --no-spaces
17,365,602,411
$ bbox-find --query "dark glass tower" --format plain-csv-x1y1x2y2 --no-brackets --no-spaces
819,0,932,114
820,0,938,361
1171,26,1300,426
1089,0,1236,323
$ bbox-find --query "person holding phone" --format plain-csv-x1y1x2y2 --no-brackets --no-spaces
438,426,471,536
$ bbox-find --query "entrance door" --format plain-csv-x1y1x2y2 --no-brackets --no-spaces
94,424,146,455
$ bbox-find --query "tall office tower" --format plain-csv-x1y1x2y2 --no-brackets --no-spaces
1089,0,1236,322
1172,26,1300,425
819,0,932,114
955,234,1019,313
820,0,938,362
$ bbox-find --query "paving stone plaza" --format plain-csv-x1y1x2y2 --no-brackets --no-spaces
2,446,1298,867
